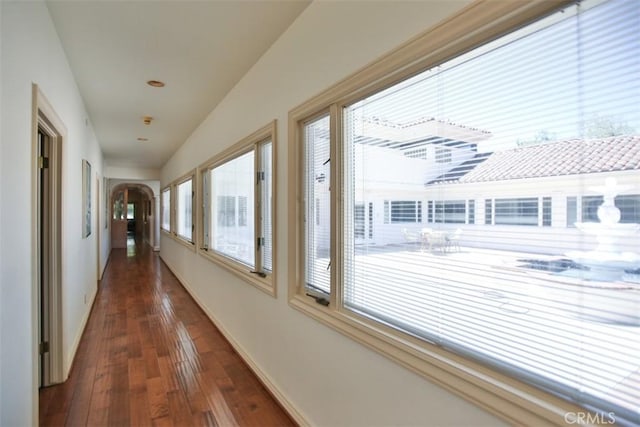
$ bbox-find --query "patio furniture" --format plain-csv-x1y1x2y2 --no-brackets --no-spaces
421,228,448,252
446,228,463,252
402,228,420,249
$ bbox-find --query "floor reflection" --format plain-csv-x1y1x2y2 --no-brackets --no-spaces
126,234,138,257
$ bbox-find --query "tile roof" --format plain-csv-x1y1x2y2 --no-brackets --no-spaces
428,135,640,185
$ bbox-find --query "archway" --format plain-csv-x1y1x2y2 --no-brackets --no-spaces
110,183,158,250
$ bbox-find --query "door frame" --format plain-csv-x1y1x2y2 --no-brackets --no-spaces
32,84,65,388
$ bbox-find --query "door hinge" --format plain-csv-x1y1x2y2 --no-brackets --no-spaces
257,171,265,183
39,341,50,355
39,156,49,169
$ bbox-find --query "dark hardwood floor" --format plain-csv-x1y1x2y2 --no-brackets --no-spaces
39,239,296,427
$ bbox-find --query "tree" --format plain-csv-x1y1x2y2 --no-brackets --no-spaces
516,130,556,147
586,115,635,138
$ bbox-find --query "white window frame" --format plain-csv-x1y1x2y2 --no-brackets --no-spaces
287,1,589,425
198,121,277,296
174,171,195,247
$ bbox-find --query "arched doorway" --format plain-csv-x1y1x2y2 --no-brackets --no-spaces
110,183,157,249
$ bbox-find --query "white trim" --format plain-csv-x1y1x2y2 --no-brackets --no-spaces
31,84,65,389
197,121,277,297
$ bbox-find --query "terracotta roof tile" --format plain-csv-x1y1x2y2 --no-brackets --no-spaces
454,135,640,183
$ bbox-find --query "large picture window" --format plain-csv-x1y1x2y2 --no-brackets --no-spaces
210,151,255,265
200,122,275,294
432,200,466,224
494,198,539,226
290,0,640,424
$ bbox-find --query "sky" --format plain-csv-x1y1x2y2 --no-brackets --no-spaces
350,0,639,152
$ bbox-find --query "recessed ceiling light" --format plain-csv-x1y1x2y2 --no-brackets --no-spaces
137,137,149,142
142,116,153,125
147,80,165,87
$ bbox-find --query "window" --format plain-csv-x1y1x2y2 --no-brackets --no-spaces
566,196,577,227
368,202,374,239
583,194,640,224
494,198,538,226
616,194,640,224
217,195,237,227
404,147,427,160
354,204,365,239
304,115,331,295
200,122,275,294
176,175,194,243
127,203,135,220
484,199,492,225
383,200,390,224
542,197,552,226
290,0,639,424
389,200,421,223
582,195,602,222
161,187,171,232
113,191,125,220
435,146,452,163
433,200,466,223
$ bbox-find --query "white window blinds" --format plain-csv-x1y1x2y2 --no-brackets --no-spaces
304,114,331,295
210,151,255,267
176,178,193,241
341,0,639,422
161,188,171,231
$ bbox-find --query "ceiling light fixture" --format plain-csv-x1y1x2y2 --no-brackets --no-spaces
143,116,153,125
147,80,165,87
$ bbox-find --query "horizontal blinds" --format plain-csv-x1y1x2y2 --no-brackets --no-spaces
342,0,639,422
261,142,274,272
176,179,193,241
161,188,170,231
210,151,255,267
305,115,331,294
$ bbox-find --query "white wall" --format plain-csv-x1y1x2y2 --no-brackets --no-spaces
162,1,504,425
0,1,107,425
0,1,3,422
105,163,160,180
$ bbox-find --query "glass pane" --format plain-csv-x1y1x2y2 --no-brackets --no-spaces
113,191,124,220
177,179,193,241
127,203,135,220
304,115,331,294
211,151,255,267
261,142,273,272
161,189,170,231
342,0,639,420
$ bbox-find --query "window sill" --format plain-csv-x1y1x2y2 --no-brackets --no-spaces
171,233,196,252
199,248,275,297
288,293,585,426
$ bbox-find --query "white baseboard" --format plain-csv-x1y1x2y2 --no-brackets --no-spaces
159,255,308,426
64,285,97,379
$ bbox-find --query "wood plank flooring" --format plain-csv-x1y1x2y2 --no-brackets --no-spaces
39,240,296,427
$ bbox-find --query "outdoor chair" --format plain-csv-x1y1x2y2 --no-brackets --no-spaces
446,228,463,252
402,228,420,249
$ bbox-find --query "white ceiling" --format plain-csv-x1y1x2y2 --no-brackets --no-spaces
46,0,310,170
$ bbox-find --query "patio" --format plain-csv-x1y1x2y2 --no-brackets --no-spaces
311,242,640,416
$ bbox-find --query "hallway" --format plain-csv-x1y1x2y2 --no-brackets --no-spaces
39,241,295,427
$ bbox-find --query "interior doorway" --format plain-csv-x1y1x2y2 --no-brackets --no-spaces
34,85,64,387
111,183,157,250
